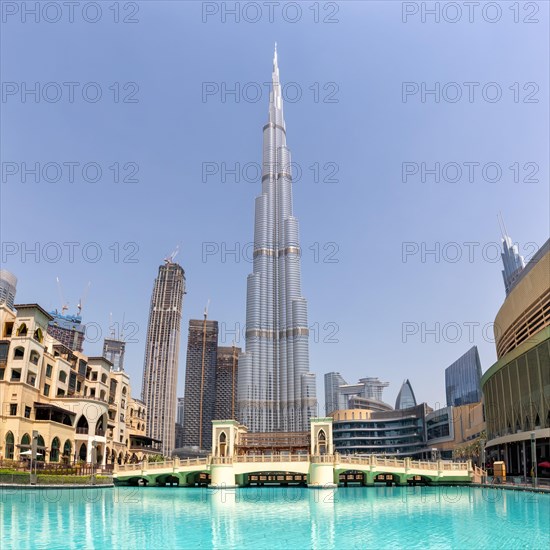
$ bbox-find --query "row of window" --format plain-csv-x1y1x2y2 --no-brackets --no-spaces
3,322,44,343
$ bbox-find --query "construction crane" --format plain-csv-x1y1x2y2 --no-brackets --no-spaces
164,244,180,264
56,277,69,315
77,282,91,316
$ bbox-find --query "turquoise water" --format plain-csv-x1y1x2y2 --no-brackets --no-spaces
1,486,548,549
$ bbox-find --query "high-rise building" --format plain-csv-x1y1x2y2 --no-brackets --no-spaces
324,372,347,415
501,234,525,295
215,345,240,421
237,47,317,432
445,346,482,407
47,311,85,353
182,318,218,450
103,338,126,371
395,379,417,410
141,259,185,456
324,373,391,414
176,397,185,426
0,270,17,310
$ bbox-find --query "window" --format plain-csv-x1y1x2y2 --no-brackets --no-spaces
44,383,50,396
3,322,14,337
50,437,60,462
9,403,17,416
45,364,53,378
91,371,98,381
24,406,31,419
10,369,21,381
57,388,65,397
13,347,24,360
58,371,67,383
0,368,3,380
0,341,9,364
26,372,36,386
16,323,27,337
33,328,43,343
5,432,15,459
101,373,108,384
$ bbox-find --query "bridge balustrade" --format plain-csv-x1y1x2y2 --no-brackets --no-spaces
311,455,334,464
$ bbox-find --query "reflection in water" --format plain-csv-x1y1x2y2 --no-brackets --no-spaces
0,486,548,549
309,489,335,550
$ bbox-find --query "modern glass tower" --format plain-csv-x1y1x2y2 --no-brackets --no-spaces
395,379,417,410
237,47,317,432
501,235,525,295
445,346,483,407
142,259,185,455
499,215,525,295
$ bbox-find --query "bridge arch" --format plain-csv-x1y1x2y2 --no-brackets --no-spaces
372,471,406,486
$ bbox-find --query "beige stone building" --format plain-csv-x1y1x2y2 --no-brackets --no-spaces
0,303,160,466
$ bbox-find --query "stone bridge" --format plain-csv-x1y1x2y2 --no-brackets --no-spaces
114,418,480,487
114,453,477,487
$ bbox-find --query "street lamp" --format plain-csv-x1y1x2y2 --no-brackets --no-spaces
30,430,39,485
530,432,537,487
91,440,98,485
479,438,486,485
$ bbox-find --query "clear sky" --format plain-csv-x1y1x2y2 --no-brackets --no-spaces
2,1,548,412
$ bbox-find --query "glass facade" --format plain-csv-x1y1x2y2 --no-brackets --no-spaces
333,405,428,457
445,346,482,407
395,379,417,410
501,234,525,295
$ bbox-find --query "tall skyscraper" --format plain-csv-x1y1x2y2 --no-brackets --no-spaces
499,216,526,295
237,46,317,433
183,318,219,450
324,372,347,415
0,270,17,310
215,345,240,421
141,258,185,456
445,346,483,407
103,338,126,371
395,379,417,410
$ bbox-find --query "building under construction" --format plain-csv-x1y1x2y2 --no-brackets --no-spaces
214,346,240,421
182,319,240,452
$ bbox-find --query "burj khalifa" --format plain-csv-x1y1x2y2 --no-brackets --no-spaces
237,46,317,433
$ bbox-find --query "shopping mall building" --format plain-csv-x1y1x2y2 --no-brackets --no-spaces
481,239,550,475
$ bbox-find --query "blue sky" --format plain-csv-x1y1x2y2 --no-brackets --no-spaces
1,1,548,411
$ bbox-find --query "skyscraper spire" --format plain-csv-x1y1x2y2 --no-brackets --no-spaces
237,48,317,433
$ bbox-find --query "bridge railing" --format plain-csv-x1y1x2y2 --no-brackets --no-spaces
310,455,334,464
442,461,469,471
233,454,309,463
335,455,469,473
114,456,210,473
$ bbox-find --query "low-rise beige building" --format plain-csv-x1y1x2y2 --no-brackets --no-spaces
0,303,160,466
